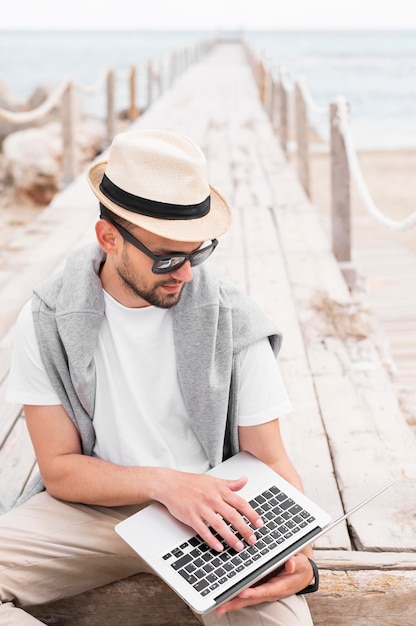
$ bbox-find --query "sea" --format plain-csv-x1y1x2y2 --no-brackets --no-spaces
1,29,416,150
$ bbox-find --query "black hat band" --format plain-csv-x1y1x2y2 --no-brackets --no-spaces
99,174,211,220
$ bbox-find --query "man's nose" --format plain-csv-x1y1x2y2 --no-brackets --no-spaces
170,260,193,282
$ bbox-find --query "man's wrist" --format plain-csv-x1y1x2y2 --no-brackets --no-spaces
296,558,319,595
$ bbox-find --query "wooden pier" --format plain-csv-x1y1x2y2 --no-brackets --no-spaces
1,41,416,625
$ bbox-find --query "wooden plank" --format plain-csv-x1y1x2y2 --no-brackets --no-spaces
242,107,416,551
27,574,200,626
313,369,416,551
315,550,416,569
0,176,97,342
0,325,15,384
27,564,416,626
225,147,347,546
0,386,22,449
307,569,416,626
273,204,416,549
0,415,36,513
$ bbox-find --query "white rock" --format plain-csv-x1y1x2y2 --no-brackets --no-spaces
0,80,24,140
3,118,106,205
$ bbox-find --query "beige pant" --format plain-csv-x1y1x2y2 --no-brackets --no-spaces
0,492,314,626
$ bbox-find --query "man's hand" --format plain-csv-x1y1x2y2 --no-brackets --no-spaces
154,471,264,552
215,553,314,614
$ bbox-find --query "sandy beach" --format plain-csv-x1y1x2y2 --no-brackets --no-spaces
305,148,416,256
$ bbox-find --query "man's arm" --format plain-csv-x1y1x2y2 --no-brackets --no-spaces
239,418,309,506
24,404,262,552
25,404,163,505
215,418,316,614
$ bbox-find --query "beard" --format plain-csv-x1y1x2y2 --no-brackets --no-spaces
116,252,184,309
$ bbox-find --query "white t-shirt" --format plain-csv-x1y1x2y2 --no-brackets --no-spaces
7,294,292,472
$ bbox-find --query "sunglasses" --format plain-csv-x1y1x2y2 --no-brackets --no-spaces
101,215,218,275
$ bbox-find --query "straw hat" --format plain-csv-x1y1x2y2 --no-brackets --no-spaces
87,129,232,242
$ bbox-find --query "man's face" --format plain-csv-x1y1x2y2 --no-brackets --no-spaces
115,225,200,309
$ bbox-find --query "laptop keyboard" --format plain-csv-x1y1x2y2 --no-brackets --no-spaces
161,485,316,597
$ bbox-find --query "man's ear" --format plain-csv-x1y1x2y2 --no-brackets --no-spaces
95,219,119,254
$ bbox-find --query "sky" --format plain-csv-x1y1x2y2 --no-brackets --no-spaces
2,0,416,31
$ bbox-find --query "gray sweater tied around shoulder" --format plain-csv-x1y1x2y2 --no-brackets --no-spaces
21,242,282,504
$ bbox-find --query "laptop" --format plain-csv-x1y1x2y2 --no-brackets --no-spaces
115,451,396,615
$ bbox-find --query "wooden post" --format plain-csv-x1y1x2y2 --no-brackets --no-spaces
330,99,356,288
272,77,280,130
264,60,274,119
176,49,182,76
61,81,78,185
147,60,153,108
295,80,310,198
177,48,183,76
249,49,258,84
155,61,162,98
278,78,288,156
106,69,116,143
268,73,276,127
185,46,191,70
258,58,266,104
168,52,173,87
170,51,177,86
188,44,193,67
128,66,139,120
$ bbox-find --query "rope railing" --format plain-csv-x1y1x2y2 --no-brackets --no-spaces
246,41,416,289
336,98,416,232
73,70,109,94
276,64,294,95
297,77,327,117
0,79,71,123
0,70,111,124
0,37,216,185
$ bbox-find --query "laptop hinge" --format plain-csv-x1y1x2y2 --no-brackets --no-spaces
213,527,321,606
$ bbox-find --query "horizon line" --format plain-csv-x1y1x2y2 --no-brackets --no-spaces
2,26,416,32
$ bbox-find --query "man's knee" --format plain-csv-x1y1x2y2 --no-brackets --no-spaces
198,595,313,626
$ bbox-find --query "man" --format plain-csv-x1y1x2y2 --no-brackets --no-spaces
3,129,317,625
